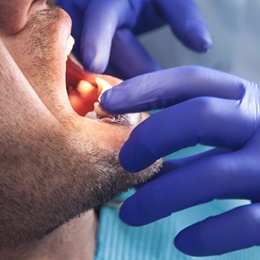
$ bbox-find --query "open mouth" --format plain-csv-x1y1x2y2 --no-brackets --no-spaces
65,36,142,127
65,36,117,120
66,55,110,118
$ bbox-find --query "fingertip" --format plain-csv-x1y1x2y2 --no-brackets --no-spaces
82,48,107,74
119,139,153,173
99,88,119,113
120,194,159,227
174,231,197,256
182,21,213,52
193,34,212,53
119,201,143,226
80,22,113,73
175,228,216,257
119,143,141,173
175,215,229,257
193,31,212,53
164,0,213,53
98,90,109,109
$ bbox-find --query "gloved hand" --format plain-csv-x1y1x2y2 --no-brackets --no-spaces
100,66,260,256
56,0,212,79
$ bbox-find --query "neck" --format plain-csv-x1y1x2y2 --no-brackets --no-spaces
0,210,98,260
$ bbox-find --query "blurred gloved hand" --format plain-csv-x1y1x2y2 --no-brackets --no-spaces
100,66,260,256
56,0,212,78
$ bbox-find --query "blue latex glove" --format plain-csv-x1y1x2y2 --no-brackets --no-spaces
56,0,212,78
100,66,260,256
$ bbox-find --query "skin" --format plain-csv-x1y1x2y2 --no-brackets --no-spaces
0,1,161,259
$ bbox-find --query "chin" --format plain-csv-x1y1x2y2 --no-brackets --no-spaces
0,5,163,248
3,2,162,207
65,53,162,192
64,53,162,205
64,53,147,150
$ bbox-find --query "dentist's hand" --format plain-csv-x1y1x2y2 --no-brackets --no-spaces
56,0,212,78
100,66,260,256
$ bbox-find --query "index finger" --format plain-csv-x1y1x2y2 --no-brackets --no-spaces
100,66,245,114
80,0,126,73
155,0,212,52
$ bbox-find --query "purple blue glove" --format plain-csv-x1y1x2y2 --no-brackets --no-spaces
56,0,212,78
100,66,260,256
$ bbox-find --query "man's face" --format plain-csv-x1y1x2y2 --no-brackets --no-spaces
0,0,161,238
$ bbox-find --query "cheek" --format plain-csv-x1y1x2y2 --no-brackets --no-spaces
0,2,30,35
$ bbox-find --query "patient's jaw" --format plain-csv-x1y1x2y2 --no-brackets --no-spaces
0,0,161,258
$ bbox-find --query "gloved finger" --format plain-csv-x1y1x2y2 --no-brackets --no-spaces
56,0,85,62
153,147,230,178
119,98,254,172
100,67,245,114
74,0,88,9
137,148,230,189
154,0,212,52
80,0,123,73
174,203,260,256
119,148,259,226
106,29,162,79
132,3,166,35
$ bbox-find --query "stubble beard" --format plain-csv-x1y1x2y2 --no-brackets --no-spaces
0,5,163,249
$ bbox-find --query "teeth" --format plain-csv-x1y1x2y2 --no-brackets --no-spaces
95,77,112,91
94,78,113,118
85,111,97,119
76,77,113,119
94,102,111,119
76,80,96,97
66,35,75,58
95,77,112,101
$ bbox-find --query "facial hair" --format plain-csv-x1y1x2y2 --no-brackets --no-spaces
0,6,162,249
